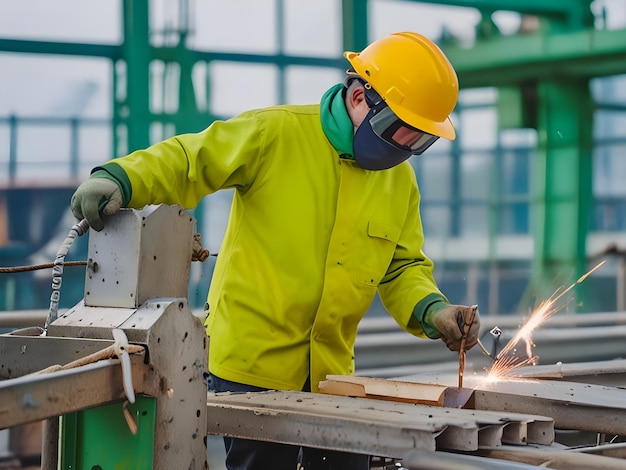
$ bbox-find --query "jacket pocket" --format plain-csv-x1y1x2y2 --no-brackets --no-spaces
367,220,401,243
355,220,402,286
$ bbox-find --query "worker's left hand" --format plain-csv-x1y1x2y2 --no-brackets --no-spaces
432,305,480,352
71,177,122,231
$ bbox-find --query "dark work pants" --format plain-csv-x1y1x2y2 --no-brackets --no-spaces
206,373,371,470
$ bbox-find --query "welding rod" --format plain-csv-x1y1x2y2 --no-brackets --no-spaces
457,305,478,388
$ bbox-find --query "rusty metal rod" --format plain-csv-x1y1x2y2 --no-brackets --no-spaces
458,306,478,389
0,261,87,273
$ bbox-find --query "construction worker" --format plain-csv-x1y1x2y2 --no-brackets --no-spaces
71,31,480,470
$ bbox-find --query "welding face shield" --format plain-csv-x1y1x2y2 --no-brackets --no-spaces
352,79,439,170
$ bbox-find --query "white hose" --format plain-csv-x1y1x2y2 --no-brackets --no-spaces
43,218,90,333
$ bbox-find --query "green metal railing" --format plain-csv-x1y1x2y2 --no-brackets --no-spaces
1,115,110,182
2,79,626,313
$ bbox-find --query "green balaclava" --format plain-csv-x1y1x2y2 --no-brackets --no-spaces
319,83,354,159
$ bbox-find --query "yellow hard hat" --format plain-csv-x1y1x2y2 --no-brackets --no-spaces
344,32,458,140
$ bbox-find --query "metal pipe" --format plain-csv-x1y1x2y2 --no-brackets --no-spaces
618,257,626,312
0,311,47,328
41,417,59,470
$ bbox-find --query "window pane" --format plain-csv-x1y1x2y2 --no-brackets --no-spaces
209,63,278,116
461,153,491,200
460,205,488,236
286,67,343,105
283,0,341,56
16,124,71,179
500,149,530,196
594,110,626,139
421,205,451,237
459,108,497,149
192,0,277,53
500,203,529,234
418,154,451,200
594,144,626,197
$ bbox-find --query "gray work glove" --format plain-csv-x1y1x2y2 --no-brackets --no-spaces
71,177,123,231
431,305,480,352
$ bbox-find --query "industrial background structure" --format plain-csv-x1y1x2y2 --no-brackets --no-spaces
1,0,626,316
2,1,626,469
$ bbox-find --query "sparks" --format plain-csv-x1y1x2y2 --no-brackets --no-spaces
488,260,606,379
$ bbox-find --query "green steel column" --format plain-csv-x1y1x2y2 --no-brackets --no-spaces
530,79,593,310
176,32,198,133
122,0,151,152
8,115,17,181
342,0,368,52
277,0,287,104
174,0,199,134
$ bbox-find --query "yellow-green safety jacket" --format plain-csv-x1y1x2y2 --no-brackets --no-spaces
96,102,446,392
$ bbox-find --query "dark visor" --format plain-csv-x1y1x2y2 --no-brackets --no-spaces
362,81,439,155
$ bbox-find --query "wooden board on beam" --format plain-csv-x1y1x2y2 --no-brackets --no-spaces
319,375,447,406
319,375,475,409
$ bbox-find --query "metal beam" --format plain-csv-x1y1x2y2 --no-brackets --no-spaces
0,311,47,329
572,442,626,459
0,355,151,429
3,25,624,90
477,445,626,470
505,359,626,388
0,38,344,70
400,374,626,435
0,38,119,58
156,48,345,69
444,27,626,87
122,0,151,153
402,449,558,470
342,0,369,52
206,390,553,457
408,0,587,18
526,78,593,308
0,335,117,379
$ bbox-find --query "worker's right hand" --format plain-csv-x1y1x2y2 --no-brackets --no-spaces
431,304,480,352
71,177,123,231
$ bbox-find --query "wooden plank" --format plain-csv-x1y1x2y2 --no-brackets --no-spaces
319,375,446,406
